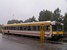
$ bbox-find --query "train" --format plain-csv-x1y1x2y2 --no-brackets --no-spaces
2,21,64,40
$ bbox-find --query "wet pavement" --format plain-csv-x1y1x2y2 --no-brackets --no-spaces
0,33,67,50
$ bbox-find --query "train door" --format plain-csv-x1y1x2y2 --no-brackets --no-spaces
44,25,52,38
40,24,52,43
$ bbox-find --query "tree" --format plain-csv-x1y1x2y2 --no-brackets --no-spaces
38,10,53,21
7,19,23,24
64,13,67,31
24,16,37,23
58,15,64,22
52,8,62,22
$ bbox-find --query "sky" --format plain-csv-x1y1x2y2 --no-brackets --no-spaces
0,0,67,24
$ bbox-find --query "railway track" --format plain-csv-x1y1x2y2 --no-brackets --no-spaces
2,33,67,45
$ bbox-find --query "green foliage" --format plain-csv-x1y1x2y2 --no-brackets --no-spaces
52,8,62,22
38,10,53,21
38,8,63,22
64,13,67,31
24,16,37,23
7,19,23,24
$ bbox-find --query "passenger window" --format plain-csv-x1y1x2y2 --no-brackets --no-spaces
20,26,23,30
14,26,19,30
23,26,27,30
11,26,15,30
31,26,40,31
32,26,36,31
28,26,31,31
9,26,12,30
38,26,40,31
8,26,10,30
19,26,28,31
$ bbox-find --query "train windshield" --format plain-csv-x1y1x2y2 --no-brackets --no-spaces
52,25,57,31
52,25,62,31
57,25,62,31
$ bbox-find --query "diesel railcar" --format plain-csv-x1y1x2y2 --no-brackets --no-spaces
2,21,64,40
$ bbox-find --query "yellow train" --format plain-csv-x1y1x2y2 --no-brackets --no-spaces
2,21,64,40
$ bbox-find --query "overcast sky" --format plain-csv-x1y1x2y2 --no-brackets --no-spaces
0,0,67,24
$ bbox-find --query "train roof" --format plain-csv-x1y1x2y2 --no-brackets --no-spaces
4,21,64,26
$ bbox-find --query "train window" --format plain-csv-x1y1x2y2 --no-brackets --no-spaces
8,26,10,30
28,26,31,31
20,26,23,30
18,26,21,30
22,26,24,30
11,26,12,30
23,26,27,30
45,25,50,31
58,25,62,31
9,26,11,30
52,25,57,31
32,26,36,31
10,26,15,30
16,26,20,30
11,26,13,30
26,26,27,30
36,26,38,31
9,26,12,30
12,26,14,30
31,26,39,31
13,26,15,30
38,26,40,31
14,26,16,30
11,26,14,30
10,26,12,30
31,26,40,31
14,26,17,30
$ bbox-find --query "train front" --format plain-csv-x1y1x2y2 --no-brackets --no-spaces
51,21,64,40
